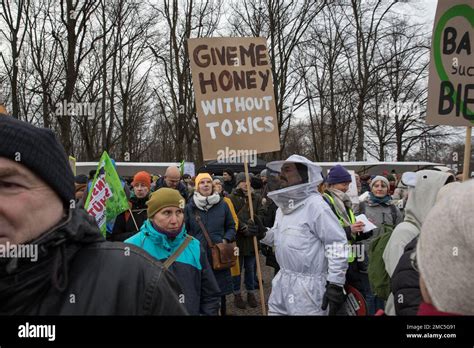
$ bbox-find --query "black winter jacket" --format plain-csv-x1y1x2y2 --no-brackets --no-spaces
154,177,189,202
110,195,149,241
0,209,188,315
229,188,266,256
391,236,421,316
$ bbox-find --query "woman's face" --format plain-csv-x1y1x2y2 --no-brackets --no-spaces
198,178,213,197
152,207,184,232
372,180,388,197
213,179,223,194
331,182,350,193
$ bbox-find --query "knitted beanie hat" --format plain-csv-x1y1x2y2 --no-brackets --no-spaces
235,172,247,186
370,175,390,189
195,173,213,187
147,188,185,218
0,115,74,208
132,171,151,189
327,165,352,184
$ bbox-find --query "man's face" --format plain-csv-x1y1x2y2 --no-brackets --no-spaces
133,183,149,199
222,172,231,182
198,178,213,196
0,157,65,245
165,173,180,189
237,181,248,192
279,163,302,188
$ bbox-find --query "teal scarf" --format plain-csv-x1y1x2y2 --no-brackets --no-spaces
369,192,391,205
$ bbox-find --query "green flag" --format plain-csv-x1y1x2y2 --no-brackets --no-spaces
85,151,130,236
179,160,185,176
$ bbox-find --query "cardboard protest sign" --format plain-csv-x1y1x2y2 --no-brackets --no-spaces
426,0,474,126
187,37,281,160
346,170,360,205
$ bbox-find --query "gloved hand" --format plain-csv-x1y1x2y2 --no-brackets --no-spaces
321,283,346,315
246,221,260,236
246,216,266,239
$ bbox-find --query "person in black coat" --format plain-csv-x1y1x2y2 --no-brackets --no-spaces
0,117,186,315
391,236,422,315
153,166,189,201
110,171,151,241
222,168,236,195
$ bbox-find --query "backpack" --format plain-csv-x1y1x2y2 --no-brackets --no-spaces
359,201,398,300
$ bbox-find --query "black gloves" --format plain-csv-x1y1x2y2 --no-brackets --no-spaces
247,216,266,239
321,283,346,315
246,222,259,236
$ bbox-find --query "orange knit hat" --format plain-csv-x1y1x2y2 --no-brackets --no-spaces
132,171,151,189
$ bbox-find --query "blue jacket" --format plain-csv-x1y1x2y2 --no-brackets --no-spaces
125,220,220,315
185,198,236,296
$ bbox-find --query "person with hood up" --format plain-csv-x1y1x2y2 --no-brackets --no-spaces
111,171,151,242
261,155,348,315
126,188,220,315
222,168,236,195
382,170,455,315
417,179,474,316
0,116,186,315
390,182,460,316
185,173,236,315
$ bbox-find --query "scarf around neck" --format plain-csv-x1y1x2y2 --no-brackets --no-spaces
193,191,221,211
369,192,391,205
327,188,353,226
151,221,183,239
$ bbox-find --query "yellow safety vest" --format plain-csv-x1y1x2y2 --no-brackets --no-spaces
324,192,357,263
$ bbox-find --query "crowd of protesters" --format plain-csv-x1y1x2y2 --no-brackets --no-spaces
0,116,473,316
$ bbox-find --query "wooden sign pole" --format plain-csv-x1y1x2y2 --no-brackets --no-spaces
244,158,266,316
463,126,472,181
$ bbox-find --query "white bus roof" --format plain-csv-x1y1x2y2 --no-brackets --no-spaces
314,161,444,174
76,162,195,177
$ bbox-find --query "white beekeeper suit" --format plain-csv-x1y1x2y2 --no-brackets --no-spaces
261,155,348,315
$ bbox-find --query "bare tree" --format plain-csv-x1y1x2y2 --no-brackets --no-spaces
228,0,327,158
149,0,223,166
0,0,30,119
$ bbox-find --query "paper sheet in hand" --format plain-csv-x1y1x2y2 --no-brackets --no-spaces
355,214,377,233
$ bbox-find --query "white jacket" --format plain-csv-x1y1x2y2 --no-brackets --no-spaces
261,155,348,315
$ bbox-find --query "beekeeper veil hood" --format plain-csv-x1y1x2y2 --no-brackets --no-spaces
266,155,323,214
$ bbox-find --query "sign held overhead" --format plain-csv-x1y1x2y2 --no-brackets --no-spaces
188,37,281,161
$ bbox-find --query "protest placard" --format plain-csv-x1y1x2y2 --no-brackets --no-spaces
187,37,281,161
